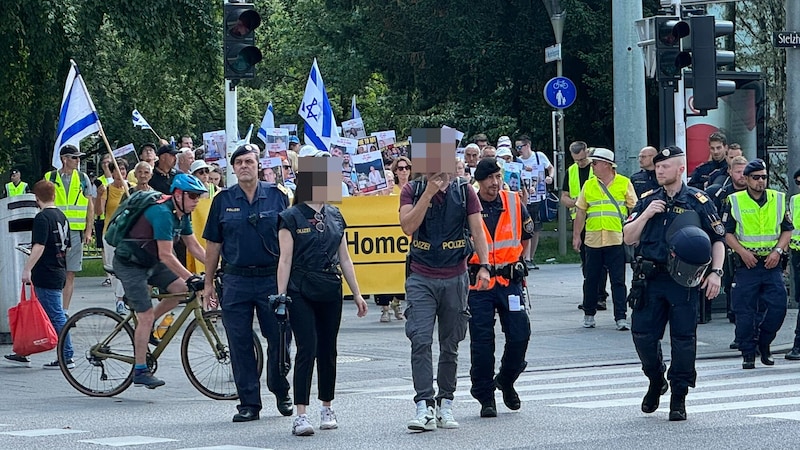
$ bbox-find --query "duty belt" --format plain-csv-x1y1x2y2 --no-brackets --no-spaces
223,264,277,277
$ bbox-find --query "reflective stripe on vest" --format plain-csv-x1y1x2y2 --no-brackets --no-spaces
47,170,89,231
469,191,524,289
582,176,629,234
6,182,27,196
790,194,800,250
568,164,594,219
729,189,784,255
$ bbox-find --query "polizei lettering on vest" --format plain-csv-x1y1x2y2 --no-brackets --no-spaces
442,239,466,250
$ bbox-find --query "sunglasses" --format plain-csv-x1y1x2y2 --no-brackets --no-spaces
314,211,325,232
515,145,524,150
66,155,81,160
749,174,768,180
185,192,202,200
396,166,410,171
283,165,292,169
795,179,800,186
194,169,209,175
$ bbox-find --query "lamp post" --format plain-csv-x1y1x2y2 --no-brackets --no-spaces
543,0,567,256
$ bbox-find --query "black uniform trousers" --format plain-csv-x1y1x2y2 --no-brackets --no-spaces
468,280,531,404
631,273,698,395
221,273,291,414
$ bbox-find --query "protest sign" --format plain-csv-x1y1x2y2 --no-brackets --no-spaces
259,157,284,184
203,130,226,162
112,143,136,158
357,135,379,154
371,130,396,149
504,161,523,192
329,136,358,157
342,118,366,138
352,151,387,193
280,124,297,135
383,140,410,162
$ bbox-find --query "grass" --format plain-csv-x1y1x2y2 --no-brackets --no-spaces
77,258,107,277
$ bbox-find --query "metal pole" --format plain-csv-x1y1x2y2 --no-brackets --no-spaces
556,56,567,256
673,0,687,155
786,0,800,307
225,79,239,187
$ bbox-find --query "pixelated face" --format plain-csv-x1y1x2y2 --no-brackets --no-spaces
410,128,457,175
296,157,343,203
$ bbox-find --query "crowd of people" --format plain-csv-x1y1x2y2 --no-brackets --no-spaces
4,127,800,435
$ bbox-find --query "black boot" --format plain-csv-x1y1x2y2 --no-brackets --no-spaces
495,376,521,411
742,354,756,370
480,398,497,418
758,344,774,366
786,347,800,361
668,394,687,421
641,376,668,414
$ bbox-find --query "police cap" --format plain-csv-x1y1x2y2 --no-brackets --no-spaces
474,157,501,181
231,143,260,164
653,145,683,164
743,159,766,176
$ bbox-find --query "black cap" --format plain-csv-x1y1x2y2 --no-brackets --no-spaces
743,159,766,176
474,157,501,181
231,143,260,165
60,145,85,157
10,169,19,175
653,146,684,164
157,145,179,156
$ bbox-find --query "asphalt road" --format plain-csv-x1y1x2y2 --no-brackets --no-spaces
2,265,800,449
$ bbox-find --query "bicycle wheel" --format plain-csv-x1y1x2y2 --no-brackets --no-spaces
181,310,264,400
59,308,135,397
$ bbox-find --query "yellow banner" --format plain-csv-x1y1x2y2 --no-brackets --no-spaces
338,195,407,295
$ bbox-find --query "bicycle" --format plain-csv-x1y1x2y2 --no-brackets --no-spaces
57,274,264,400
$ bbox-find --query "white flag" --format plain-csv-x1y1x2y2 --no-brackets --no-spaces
298,58,339,151
53,60,101,169
257,102,275,146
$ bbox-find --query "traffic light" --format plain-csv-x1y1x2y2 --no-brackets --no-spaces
655,16,691,83
689,15,736,111
223,3,263,81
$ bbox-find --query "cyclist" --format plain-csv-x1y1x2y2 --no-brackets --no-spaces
113,173,208,388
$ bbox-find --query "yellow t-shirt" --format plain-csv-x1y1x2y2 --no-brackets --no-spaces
575,176,637,248
102,183,130,234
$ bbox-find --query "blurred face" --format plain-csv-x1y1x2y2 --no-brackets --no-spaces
465,147,479,167
730,164,747,189
746,170,767,194
573,150,590,168
113,165,128,182
478,171,503,199
208,170,221,186
384,170,395,189
709,139,727,162
655,157,684,187
500,154,513,163
638,148,657,170
135,165,152,184
160,153,177,170
233,152,259,183
476,139,488,150
180,151,195,169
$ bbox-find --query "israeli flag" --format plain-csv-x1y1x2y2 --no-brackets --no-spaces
298,59,338,151
242,123,254,143
53,60,101,169
257,102,275,146
351,95,361,120
131,109,152,130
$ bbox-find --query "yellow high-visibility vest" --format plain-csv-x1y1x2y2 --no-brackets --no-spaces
45,170,89,231
582,176,629,233
567,163,594,219
789,194,800,251
5,181,27,196
728,189,785,256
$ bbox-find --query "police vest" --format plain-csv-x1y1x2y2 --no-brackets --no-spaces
583,175,629,233
468,191,523,289
5,181,27,196
728,189,785,256
46,170,90,231
409,179,471,269
790,193,800,251
567,164,594,219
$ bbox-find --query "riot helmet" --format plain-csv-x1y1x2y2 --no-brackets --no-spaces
666,211,712,287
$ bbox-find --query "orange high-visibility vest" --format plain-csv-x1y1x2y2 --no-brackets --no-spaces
469,190,524,289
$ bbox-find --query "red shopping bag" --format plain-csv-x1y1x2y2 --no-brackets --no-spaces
8,284,58,356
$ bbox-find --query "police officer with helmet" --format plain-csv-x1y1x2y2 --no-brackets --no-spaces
623,146,725,422
721,159,791,370
203,143,294,422
467,158,533,418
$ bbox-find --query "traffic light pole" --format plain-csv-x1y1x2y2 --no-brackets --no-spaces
225,79,239,187
658,82,676,149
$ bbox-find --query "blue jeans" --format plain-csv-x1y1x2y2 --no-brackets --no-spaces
35,287,73,360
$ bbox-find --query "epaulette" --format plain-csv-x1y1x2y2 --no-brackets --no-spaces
276,183,290,197
640,189,655,198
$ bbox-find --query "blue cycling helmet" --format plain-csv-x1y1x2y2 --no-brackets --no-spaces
170,173,208,194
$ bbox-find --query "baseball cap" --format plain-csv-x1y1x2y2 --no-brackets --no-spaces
289,135,300,144
60,145,85,157
157,145,180,156
10,169,20,175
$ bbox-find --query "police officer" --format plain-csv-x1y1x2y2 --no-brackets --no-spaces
467,158,533,418
630,146,658,199
705,143,743,189
687,132,728,189
203,144,293,422
722,159,791,370
623,146,725,421
4,169,30,197
785,168,800,361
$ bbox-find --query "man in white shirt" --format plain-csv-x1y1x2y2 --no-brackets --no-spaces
515,135,554,270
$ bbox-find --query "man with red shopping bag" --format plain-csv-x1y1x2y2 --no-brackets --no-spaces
5,180,74,369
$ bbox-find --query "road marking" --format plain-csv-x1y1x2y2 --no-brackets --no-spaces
0,428,88,437
79,436,179,446
750,411,800,421
179,446,273,450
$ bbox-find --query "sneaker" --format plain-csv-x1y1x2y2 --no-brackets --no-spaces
4,354,31,367
436,399,459,429
292,414,315,436
101,278,112,287
133,369,165,389
391,300,405,320
320,406,338,430
380,309,391,323
407,400,437,431
583,315,596,328
616,319,629,331
44,359,75,369
115,300,126,315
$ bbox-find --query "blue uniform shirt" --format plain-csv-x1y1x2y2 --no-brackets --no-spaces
630,169,658,199
626,183,725,264
688,159,726,189
203,181,289,267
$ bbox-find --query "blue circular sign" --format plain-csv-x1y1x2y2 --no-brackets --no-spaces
543,76,577,109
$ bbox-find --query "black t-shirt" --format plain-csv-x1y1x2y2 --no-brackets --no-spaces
278,204,347,273
31,207,70,289
561,165,592,192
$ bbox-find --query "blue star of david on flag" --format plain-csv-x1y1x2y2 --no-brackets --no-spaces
297,58,338,151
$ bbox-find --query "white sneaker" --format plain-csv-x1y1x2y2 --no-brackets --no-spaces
292,414,315,436
616,319,629,331
436,399,459,429
320,406,338,430
583,315,596,328
115,300,126,315
407,400,436,431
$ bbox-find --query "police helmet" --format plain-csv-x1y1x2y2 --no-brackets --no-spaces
667,226,712,288
170,173,208,194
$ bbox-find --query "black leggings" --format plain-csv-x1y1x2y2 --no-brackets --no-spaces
288,289,343,405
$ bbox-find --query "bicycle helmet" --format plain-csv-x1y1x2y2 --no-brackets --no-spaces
171,173,208,194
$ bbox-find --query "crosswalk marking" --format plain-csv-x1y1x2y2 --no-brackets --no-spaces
0,428,88,437
178,446,273,450
78,436,179,447
750,411,800,421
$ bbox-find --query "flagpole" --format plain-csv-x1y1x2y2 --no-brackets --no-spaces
149,128,163,142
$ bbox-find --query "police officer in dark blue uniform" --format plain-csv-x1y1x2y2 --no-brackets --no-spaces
687,132,728,189
623,146,726,422
630,146,659,199
203,144,293,422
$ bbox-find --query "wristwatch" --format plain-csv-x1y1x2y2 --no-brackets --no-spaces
479,264,492,273
709,268,724,277
773,247,785,255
